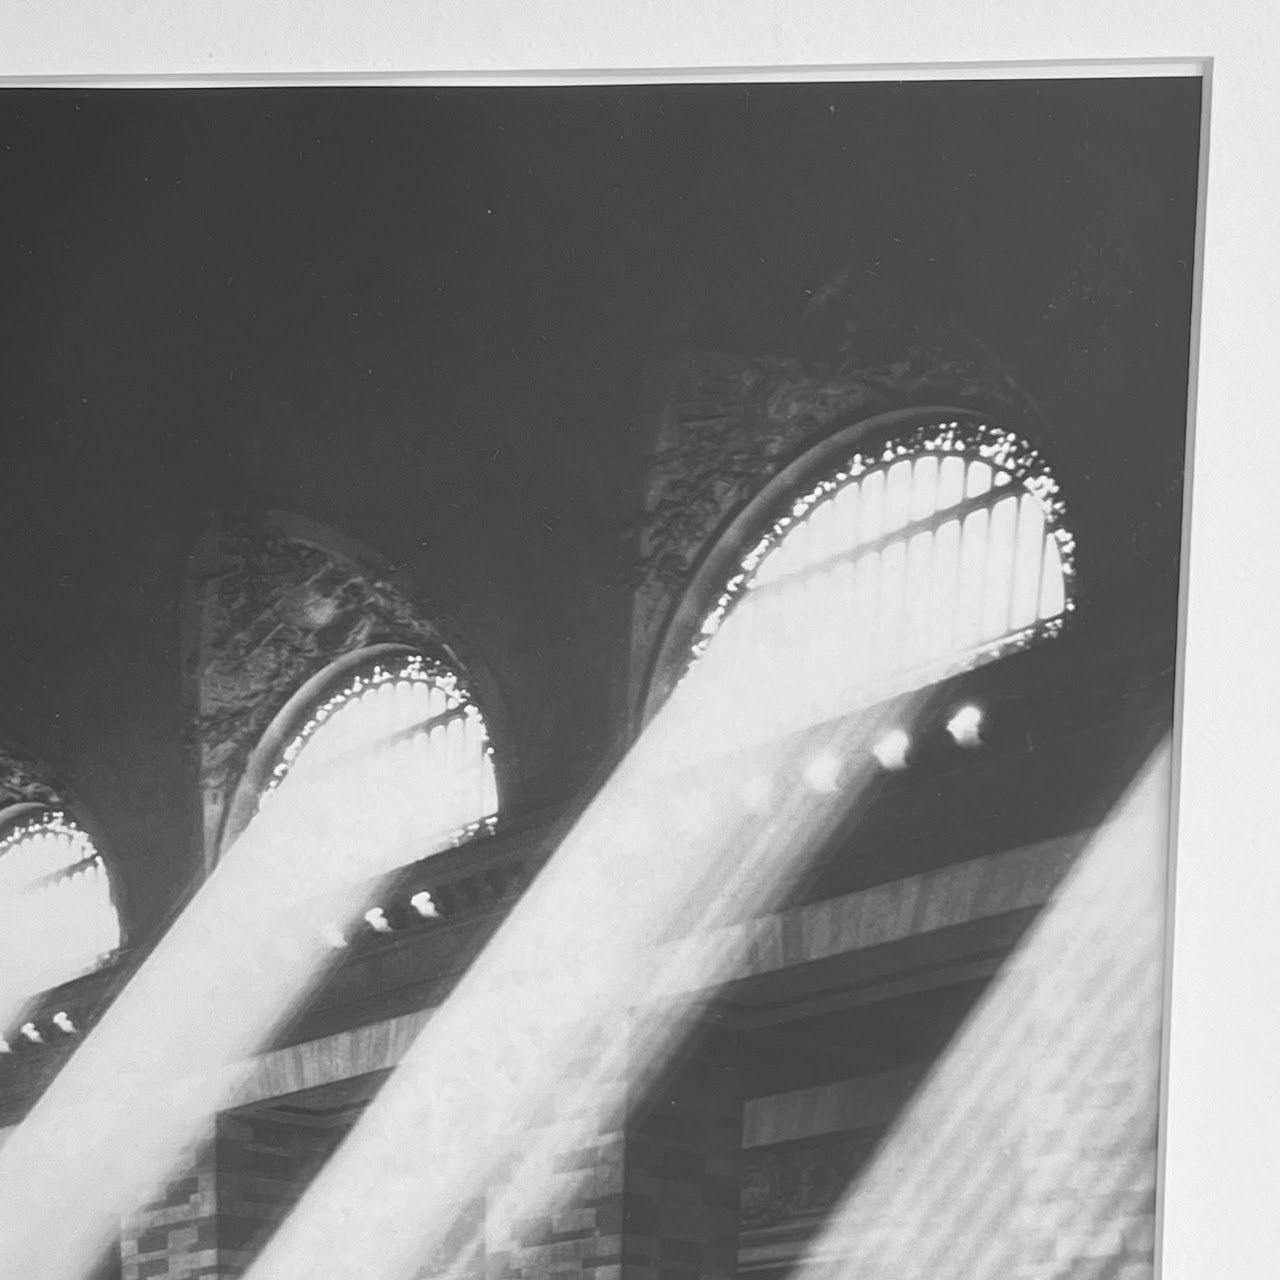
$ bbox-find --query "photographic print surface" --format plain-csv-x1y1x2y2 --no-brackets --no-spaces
0,75,1202,1280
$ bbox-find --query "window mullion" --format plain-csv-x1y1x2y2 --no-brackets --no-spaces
750,485,1005,600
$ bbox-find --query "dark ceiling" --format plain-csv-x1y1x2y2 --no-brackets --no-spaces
0,78,1202,935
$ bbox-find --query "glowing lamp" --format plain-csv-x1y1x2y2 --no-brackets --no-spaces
947,703,984,749
364,908,393,934
320,922,348,950
410,891,439,919
803,752,843,794
872,729,911,772
52,1012,76,1035
19,1023,42,1045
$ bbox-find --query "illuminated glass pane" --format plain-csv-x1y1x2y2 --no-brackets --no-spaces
686,423,1074,738
884,460,914,535
0,811,121,1001
910,456,939,521
928,517,963,664
982,495,1020,641
1010,494,1048,630
876,539,908,669
829,560,859,696
955,508,990,649
966,461,993,499
831,482,860,548
806,498,841,570
937,456,966,511
849,549,880,674
805,566,846,720
858,471,885,546
903,529,935,669
781,515,810,577
254,654,497,891
1040,538,1067,620
780,577,808,676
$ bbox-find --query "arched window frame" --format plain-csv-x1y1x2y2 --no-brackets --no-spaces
0,801,123,993
219,642,504,866
640,407,1078,725
186,508,520,874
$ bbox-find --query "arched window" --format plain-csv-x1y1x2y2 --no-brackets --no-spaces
659,417,1075,752
0,808,121,995
245,651,499,890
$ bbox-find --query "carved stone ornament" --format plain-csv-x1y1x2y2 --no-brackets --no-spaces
0,747,61,811
190,520,441,797
740,1129,884,1231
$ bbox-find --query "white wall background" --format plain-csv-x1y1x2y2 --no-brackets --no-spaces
0,6,1274,1276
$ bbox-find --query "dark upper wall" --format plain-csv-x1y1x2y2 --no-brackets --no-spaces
0,78,1201,942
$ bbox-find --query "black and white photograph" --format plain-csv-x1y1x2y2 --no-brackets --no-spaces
0,73,1203,1280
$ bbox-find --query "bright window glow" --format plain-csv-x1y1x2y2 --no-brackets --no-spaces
0,810,121,1005
250,653,499,894
689,420,1074,742
947,704,984,748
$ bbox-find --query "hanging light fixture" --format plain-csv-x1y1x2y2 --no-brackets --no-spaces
946,704,984,749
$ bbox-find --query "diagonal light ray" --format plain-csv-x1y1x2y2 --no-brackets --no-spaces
789,740,1171,1280
0,715,489,1280
0,614,927,1280
244,708,1169,1280
242,668,930,1280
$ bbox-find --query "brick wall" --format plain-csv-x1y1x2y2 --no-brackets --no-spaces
120,1112,339,1280
211,1112,341,1277
120,1140,218,1280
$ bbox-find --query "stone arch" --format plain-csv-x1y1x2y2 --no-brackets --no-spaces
0,738,125,994
182,509,515,869
0,734,120,885
626,268,1058,727
637,405,1074,725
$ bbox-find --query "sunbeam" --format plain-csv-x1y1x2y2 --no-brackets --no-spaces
0,700,495,1280
241,651,932,1280
788,740,1171,1280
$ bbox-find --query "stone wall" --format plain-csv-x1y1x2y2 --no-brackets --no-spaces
0,743,61,811
211,1112,341,1278
119,1112,340,1280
